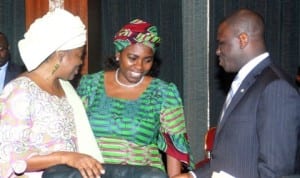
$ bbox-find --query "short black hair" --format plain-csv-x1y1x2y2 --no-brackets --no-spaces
0,32,9,46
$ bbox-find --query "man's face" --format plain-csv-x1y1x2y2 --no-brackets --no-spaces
0,35,9,66
216,23,243,73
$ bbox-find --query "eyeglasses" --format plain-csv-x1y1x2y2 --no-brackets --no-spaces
0,46,8,52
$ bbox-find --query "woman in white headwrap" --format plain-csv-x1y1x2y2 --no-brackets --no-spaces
0,9,104,178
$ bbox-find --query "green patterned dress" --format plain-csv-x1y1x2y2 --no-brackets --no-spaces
77,71,193,171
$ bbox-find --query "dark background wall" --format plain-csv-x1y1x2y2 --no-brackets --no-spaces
0,0,25,65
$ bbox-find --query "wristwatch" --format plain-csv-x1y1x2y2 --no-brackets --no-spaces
12,160,27,175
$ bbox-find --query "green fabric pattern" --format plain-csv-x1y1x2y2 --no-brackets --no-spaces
77,71,193,170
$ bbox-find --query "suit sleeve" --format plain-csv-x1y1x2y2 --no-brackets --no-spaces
257,80,300,177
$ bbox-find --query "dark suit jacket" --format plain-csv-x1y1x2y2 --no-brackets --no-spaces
195,58,300,178
3,61,24,86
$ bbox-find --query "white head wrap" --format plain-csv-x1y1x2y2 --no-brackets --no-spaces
18,9,86,72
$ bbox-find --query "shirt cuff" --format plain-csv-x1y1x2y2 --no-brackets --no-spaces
189,171,197,178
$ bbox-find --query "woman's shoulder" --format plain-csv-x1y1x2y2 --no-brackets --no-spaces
149,78,183,106
81,71,104,79
152,78,178,91
148,78,182,100
77,71,105,94
1,76,34,99
79,71,104,84
4,76,33,90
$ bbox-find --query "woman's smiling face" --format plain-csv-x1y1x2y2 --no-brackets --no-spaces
116,43,154,85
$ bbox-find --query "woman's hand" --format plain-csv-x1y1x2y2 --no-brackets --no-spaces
59,151,105,178
167,155,182,177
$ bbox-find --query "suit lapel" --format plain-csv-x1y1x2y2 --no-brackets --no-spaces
215,58,272,141
4,62,13,85
4,62,21,85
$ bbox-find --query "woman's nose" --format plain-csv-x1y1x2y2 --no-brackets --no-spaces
134,59,143,69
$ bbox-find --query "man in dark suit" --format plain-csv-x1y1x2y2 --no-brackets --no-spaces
174,9,300,178
0,32,24,93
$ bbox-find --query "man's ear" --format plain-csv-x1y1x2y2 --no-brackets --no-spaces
238,32,248,49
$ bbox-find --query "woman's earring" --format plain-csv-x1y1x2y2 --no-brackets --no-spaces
51,63,60,75
116,57,119,61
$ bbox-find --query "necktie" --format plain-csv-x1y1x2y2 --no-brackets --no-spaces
219,76,240,121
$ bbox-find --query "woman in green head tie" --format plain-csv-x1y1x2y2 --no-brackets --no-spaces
77,19,194,177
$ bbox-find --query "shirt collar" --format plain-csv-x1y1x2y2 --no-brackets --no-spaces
236,52,269,82
0,61,9,70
